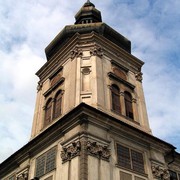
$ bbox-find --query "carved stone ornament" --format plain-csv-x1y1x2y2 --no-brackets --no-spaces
82,67,91,75
37,81,43,92
90,45,103,57
70,47,83,59
61,141,81,163
86,141,111,161
151,165,170,180
17,169,29,180
135,72,143,82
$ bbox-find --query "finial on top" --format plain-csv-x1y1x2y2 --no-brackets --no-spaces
75,0,102,24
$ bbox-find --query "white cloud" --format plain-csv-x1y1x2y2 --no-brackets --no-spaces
0,0,180,163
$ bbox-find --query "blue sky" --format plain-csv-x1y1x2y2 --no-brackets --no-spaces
0,0,180,163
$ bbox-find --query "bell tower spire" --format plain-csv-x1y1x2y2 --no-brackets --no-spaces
75,0,102,24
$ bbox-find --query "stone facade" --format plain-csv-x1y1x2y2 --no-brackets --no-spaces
0,1,180,180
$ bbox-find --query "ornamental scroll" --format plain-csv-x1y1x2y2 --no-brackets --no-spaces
86,141,111,161
70,47,83,59
151,165,170,180
90,45,103,57
61,141,81,163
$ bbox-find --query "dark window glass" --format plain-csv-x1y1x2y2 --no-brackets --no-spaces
169,170,178,180
131,150,145,173
44,99,52,127
53,91,62,119
117,144,145,174
36,155,46,177
36,148,56,178
124,91,134,119
111,84,121,113
46,148,56,173
117,144,131,169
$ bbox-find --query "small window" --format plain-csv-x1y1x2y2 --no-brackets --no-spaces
53,91,62,119
44,98,53,127
169,170,178,180
117,144,145,174
124,91,134,119
35,148,56,178
111,84,121,113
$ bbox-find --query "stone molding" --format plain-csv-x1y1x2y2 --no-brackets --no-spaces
86,141,111,161
135,72,143,82
70,47,83,59
90,45,103,57
61,141,81,163
151,165,170,180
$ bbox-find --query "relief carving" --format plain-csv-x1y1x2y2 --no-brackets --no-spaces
61,141,81,163
86,141,110,161
70,47,83,59
135,72,143,82
151,165,170,180
37,81,43,92
90,45,103,57
17,169,29,180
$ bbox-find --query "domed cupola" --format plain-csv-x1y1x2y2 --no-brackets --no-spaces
75,0,102,24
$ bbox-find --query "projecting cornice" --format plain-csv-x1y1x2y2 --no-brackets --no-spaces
45,23,131,60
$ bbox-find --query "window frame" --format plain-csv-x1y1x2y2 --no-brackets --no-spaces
53,90,63,119
124,91,134,120
116,143,145,175
44,98,53,127
35,147,57,178
111,84,121,114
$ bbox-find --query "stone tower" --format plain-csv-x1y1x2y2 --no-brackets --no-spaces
31,0,151,140
1,1,180,180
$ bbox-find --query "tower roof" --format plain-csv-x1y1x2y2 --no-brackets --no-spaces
75,0,102,24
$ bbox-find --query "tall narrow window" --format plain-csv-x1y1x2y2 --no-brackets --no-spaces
124,91,134,119
44,99,52,127
53,91,62,119
111,84,121,113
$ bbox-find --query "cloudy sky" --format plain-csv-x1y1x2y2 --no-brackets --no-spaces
0,0,180,163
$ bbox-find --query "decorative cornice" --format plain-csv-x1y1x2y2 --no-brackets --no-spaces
135,72,143,82
70,46,83,59
108,72,135,90
43,77,65,97
61,141,81,163
151,165,170,180
86,141,110,161
90,44,103,57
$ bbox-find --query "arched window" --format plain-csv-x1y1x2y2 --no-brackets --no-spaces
53,91,62,119
111,84,121,113
44,98,52,127
124,91,134,119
